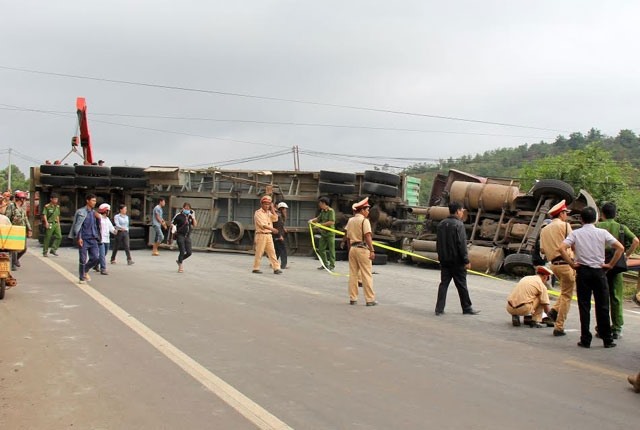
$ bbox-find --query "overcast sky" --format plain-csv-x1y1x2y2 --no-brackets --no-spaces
2,1,639,175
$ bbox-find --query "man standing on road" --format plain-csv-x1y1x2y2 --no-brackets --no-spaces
252,195,282,275
151,197,167,256
273,202,288,270
310,196,336,270
41,193,62,257
173,202,197,273
506,266,554,328
435,202,479,316
558,206,624,349
540,199,576,337
69,193,100,283
597,202,639,339
5,190,32,271
344,197,376,306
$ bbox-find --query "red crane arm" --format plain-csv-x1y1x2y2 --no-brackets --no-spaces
76,97,93,164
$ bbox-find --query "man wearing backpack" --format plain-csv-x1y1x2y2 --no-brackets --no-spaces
597,202,639,339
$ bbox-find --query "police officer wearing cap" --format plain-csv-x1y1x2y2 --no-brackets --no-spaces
344,197,377,306
253,195,282,274
506,266,554,328
42,193,62,257
273,202,288,269
540,199,576,336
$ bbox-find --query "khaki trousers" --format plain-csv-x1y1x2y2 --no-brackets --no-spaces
506,296,543,321
254,233,280,271
550,264,576,331
348,247,374,302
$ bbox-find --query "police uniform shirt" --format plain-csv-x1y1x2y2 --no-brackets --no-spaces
43,203,60,223
540,218,573,261
346,213,372,243
507,275,550,308
254,208,277,234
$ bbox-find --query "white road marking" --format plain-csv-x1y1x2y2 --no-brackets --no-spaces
37,253,294,430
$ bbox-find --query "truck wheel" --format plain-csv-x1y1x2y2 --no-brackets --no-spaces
110,178,148,189
110,166,146,178
531,179,574,204
372,253,388,265
0,278,5,300
75,176,111,187
364,170,401,186
503,253,535,276
362,181,398,197
75,165,111,176
318,181,355,195
40,165,76,176
319,170,356,183
129,226,146,239
40,175,75,186
129,238,146,250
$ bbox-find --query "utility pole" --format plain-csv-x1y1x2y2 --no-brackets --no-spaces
292,145,301,172
7,147,12,192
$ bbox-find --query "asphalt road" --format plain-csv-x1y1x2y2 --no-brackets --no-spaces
2,241,640,430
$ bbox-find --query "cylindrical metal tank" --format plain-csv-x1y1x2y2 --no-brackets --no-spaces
409,206,468,222
411,239,438,252
468,245,505,274
409,250,439,265
450,181,519,211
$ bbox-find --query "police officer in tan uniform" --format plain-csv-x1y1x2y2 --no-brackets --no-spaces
344,197,376,306
540,199,576,337
506,266,554,328
252,195,282,274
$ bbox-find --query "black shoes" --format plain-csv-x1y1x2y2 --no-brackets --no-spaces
252,270,263,274
435,310,445,316
577,341,591,349
553,329,566,337
50,250,59,256
349,300,357,305
463,309,480,315
604,342,617,348
366,301,378,307
42,252,48,257
541,317,555,327
512,315,521,327
100,270,108,275
547,309,558,322
273,270,283,274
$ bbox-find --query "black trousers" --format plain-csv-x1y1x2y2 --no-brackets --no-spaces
176,234,192,264
110,231,132,262
435,264,473,313
274,238,287,269
576,266,613,345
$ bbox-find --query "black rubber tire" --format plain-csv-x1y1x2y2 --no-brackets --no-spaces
129,238,146,250
335,249,349,261
318,181,355,195
40,165,76,176
110,166,146,178
40,175,75,186
110,177,148,189
319,170,356,184
0,278,5,300
75,176,111,187
364,170,401,186
60,223,72,235
531,179,574,205
129,226,145,239
372,253,388,265
503,253,535,276
75,165,111,176
362,181,398,197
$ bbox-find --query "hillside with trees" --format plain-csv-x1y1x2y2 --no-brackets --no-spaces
405,128,640,233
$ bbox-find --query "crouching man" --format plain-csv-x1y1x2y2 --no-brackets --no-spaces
506,266,554,328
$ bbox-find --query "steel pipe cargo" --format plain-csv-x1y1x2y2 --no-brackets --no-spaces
450,182,519,211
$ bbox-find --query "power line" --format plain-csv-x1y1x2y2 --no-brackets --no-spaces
0,65,568,132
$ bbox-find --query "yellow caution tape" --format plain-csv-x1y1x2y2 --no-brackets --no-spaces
308,222,573,299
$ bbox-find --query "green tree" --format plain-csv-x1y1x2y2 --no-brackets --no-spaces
0,165,30,192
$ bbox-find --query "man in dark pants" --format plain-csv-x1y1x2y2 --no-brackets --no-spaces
435,202,479,316
173,202,197,273
68,193,100,283
273,202,288,269
558,207,624,349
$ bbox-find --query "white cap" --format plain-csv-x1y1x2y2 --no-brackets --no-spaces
277,202,289,209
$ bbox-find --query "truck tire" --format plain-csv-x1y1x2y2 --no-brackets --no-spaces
318,181,355,195
129,226,145,239
364,170,401,186
531,179,574,204
40,175,75,186
110,177,148,189
110,166,146,178
503,253,535,276
372,253,388,265
335,250,349,261
319,170,356,183
362,181,398,197
129,238,146,250
40,165,76,176
75,176,111,187
75,165,111,176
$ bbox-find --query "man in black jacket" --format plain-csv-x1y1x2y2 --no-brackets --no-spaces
435,202,479,316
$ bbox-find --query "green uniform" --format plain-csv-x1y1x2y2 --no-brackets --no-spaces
317,208,336,269
597,219,637,334
42,203,62,254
